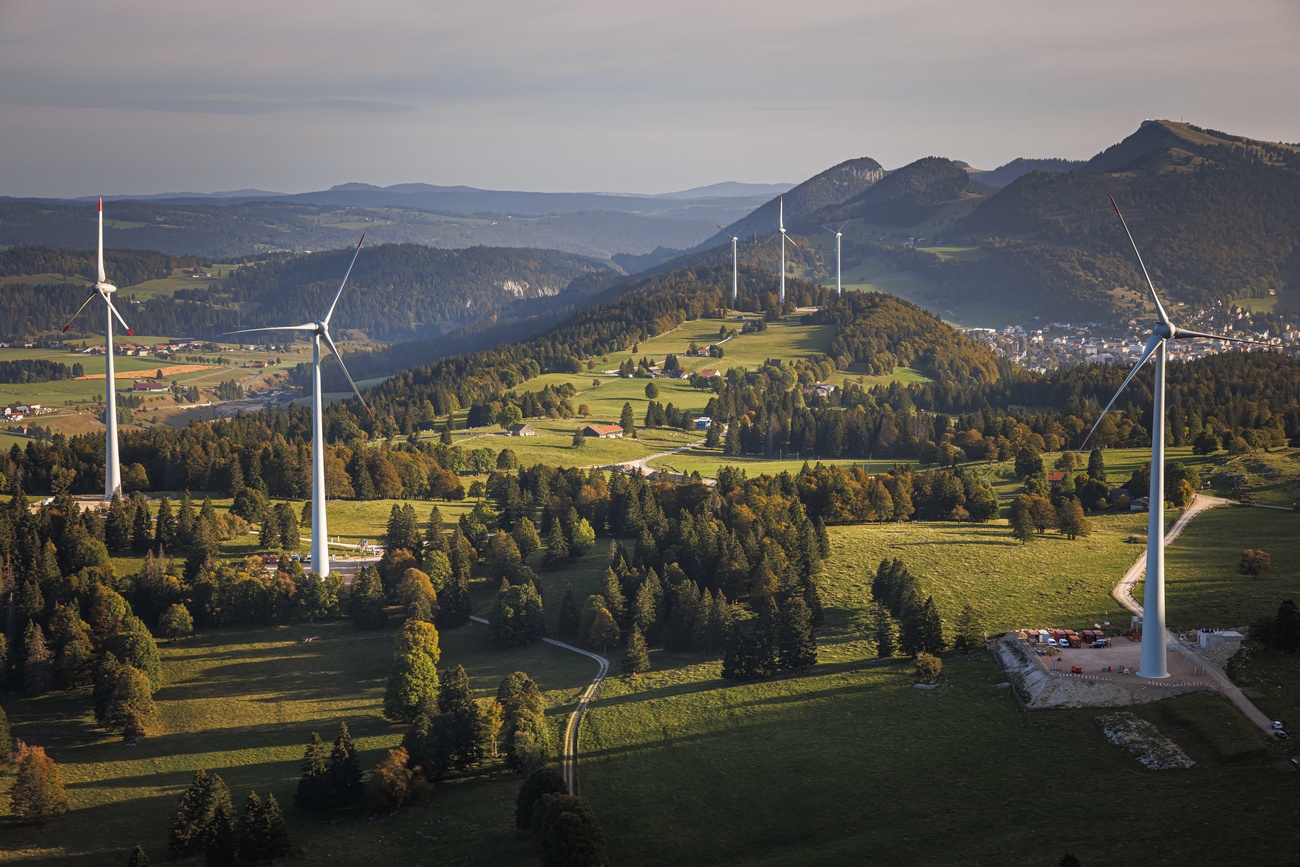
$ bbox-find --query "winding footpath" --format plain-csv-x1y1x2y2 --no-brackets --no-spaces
1113,494,1277,736
469,616,610,794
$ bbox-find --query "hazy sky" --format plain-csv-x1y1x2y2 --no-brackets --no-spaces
2,0,1297,197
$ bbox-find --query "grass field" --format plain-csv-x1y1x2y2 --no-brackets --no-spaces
1164,504,1300,630
580,652,1293,866
0,618,597,866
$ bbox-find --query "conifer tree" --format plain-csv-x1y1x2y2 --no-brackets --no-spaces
295,731,332,811
632,579,659,641
401,711,447,780
0,704,14,765
953,604,985,653
918,596,946,654
620,402,637,438
154,497,176,549
10,743,69,823
105,664,158,739
598,567,626,623
542,520,569,570
169,769,230,855
106,492,131,551
110,614,162,691
23,622,54,695
203,801,239,867
51,603,95,688
436,568,472,628
261,794,291,860
621,626,651,674
557,582,581,639
438,664,484,767
350,566,388,630
873,604,896,658
126,844,149,867
329,722,364,806
238,791,266,862
384,620,442,722
424,506,448,555
776,597,817,671
512,517,541,561
516,767,567,829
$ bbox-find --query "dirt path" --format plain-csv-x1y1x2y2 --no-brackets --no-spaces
1114,494,1278,736
469,616,609,794
595,438,706,475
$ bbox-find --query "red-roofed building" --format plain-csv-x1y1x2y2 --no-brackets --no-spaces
582,424,624,439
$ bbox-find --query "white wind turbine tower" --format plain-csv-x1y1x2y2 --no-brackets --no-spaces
773,196,798,308
716,222,747,306
821,221,849,296
62,199,136,500
227,234,370,578
1083,196,1265,678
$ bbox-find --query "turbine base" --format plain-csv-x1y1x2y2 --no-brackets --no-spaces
1136,668,1170,680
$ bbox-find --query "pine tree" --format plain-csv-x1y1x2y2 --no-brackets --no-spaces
10,743,69,823
154,497,176,549
105,664,158,738
436,569,472,628
238,791,266,862
621,626,651,674
516,767,567,829
329,722,364,806
261,794,291,860
106,492,131,551
170,769,229,855
598,567,626,623
384,620,442,722
0,704,14,765
632,579,659,640
438,664,484,767
873,604,896,658
512,517,541,561
126,844,149,867
350,566,388,630
542,520,569,570
203,801,239,867
953,604,986,653
23,622,54,695
1087,448,1106,483
558,582,581,639
295,732,332,811
776,597,817,671
918,596,946,654
620,402,637,439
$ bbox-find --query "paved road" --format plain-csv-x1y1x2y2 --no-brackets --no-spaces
469,616,609,794
1113,494,1278,736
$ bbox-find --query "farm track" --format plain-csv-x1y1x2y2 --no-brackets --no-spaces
469,615,609,794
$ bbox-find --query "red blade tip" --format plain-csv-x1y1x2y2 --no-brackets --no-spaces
99,197,103,211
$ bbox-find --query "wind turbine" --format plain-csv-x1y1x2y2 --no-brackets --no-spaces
227,234,370,578
716,222,747,306
821,221,849,297
1083,196,1264,678
62,199,136,500
770,196,798,308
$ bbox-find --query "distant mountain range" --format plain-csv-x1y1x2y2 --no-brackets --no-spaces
650,121,1300,322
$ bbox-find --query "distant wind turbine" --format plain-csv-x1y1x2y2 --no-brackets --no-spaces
1083,196,1266,678
62,199,136,500
765,196,798,308
226,235,370,578
716,222,747,306
821,221,849,297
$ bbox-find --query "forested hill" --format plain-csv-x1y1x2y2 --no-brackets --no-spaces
0,247,201,288
814,156,985,228
699,157,885,251
218,244,620,341
945,121,1300,317
0,243,620,344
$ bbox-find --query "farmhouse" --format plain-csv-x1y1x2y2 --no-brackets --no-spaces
699,369,720,379
507,423,536,437
1047,470,1068,488
133,381,169,392
583,424,624,439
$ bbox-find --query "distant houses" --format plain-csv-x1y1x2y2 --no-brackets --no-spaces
133,381,168,392
583,424,624,439
507,423,536,437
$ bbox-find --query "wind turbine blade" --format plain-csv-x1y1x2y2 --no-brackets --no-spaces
321,329,372,416
787,235,799,249
62,289,98,333
837,221,849,233
97,198,107,284
1172,327,1270,347
223,323,317,336
1109,196,1170,326
1081,334,1162,448
103,295,135,336
779,196,784,231
324,233,365,326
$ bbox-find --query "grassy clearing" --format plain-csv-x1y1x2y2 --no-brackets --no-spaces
646,448,898,479
0,618,595,865
1164,504,1300,630
580,652,1292,866
1202,448,1300,507
820,515,1151,641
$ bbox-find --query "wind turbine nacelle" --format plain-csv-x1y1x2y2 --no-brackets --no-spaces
96,282,117,295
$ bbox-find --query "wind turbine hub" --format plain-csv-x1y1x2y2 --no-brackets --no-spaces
1156,322,1175,340
96,282,117,295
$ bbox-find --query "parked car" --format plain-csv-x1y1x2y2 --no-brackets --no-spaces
1091,639,1110,648
1047,638,1058,647
1272,720,1285,730
1274,731,1289,740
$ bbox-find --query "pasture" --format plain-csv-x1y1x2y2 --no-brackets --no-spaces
0,618,596,866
